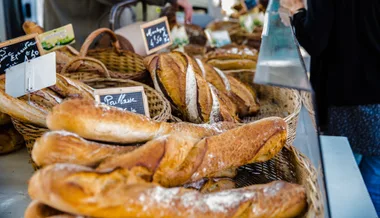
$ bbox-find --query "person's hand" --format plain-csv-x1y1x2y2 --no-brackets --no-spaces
280,0,305,15
177,0,193,23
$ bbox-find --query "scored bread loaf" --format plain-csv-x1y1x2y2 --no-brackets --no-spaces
32,131,138,167
97,117,287,187
194,58,259,116
47,99,239,144
144,51,239,123
203,46,258,70
28,164,306,218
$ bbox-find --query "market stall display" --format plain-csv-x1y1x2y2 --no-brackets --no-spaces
0,3,326,218
23,98,322,217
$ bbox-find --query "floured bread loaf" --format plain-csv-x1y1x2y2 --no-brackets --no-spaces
28,164,307,218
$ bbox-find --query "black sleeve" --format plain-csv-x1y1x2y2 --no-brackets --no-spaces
291,0,334,56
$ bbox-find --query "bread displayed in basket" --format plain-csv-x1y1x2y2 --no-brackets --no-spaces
46,99,239,144
144,51,260,123
0,75,94,127
27,164,306,218
203,45,258,71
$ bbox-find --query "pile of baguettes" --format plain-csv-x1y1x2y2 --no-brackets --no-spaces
25,97,307,218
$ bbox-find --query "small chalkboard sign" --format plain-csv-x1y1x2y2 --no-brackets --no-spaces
94,86,150,117
0,34,42,74
141,16,172,54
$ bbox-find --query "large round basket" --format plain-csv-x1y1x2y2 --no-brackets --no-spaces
236,144,323,217
79,28,148,81
85,78,172,122
11,118,48,170
243,85,302,145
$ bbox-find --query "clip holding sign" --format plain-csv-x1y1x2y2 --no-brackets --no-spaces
24,60,35,93
5,52,56,98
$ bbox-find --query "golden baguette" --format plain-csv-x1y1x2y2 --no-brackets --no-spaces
47,99,239,144
28,164,306,218
32,131,138,167
206,59,257,70
97,117,287,187
0,86,47,127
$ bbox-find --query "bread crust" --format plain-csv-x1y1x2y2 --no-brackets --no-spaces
28,164,306,218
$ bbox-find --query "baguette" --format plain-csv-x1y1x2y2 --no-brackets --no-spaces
0,86,47,127
50,74,94,100
97,117,287,187
28,164,306,218
32,131,138,167
47,99,239,144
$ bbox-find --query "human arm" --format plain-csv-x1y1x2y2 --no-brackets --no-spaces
280,0,334,56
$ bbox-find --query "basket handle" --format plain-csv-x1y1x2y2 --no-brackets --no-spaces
79,28,121,57
60,57,111,79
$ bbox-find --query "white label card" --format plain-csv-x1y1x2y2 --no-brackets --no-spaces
5,52,56,98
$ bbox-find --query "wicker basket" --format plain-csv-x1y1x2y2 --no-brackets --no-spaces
85,78,171,122
61,57,171,122
236,144,323,218
11,118,48,170
59,57,114,81
243,85,302,145
79,28,148,81
301,91,317,129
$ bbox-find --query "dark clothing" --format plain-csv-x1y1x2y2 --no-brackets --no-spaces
328,104,380,156
292,1,380,125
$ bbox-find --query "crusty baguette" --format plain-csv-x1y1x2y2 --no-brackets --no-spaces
32,131,138,167
23,21,45,34
29,164,306,218
97,117,287,187
0,85,47,127
206,59,257,70
47,99,239,144
50,74,94,100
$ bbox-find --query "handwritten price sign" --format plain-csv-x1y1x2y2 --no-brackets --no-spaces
94,86,150,117
0,34,42,74
141,16,172,54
